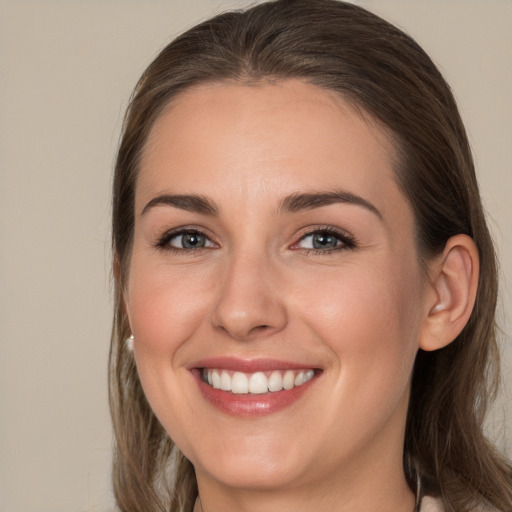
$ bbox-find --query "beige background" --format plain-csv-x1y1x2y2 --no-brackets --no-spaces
0,1,510,511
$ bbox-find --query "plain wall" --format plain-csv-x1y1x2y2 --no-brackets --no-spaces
0,1,510,511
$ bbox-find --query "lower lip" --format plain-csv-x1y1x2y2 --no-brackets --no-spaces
193,370,318,417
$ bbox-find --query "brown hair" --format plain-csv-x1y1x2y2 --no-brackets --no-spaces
110,1,512,511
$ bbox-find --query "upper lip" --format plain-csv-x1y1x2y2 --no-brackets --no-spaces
190,357,320,373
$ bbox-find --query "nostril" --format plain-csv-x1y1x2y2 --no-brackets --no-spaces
215,322,275,341
249,324,271,334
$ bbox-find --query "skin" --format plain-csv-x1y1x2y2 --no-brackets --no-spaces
124,80,446,512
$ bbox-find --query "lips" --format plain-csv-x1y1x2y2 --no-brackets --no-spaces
191,358,321,417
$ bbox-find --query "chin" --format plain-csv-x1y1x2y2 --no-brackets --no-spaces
192,440,309,491
203,463,302,491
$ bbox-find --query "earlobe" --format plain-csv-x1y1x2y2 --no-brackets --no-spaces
419,234,479,352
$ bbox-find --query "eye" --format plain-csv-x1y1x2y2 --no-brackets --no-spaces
157,229,215,251
293,228,356,253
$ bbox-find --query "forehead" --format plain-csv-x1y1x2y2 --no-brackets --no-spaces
137,79,404,218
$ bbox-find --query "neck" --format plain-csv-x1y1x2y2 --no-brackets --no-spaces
193,454,416,512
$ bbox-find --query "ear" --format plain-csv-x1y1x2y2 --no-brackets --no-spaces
419,234,479,352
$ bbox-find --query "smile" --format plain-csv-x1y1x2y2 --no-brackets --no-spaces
201,368,316,394
192,359,321,416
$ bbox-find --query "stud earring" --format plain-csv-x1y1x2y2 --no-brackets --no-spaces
430,303,445,314
125,334,134,351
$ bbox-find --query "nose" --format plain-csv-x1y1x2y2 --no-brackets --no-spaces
211,248,288,341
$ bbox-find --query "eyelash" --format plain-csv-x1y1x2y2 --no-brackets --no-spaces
155,226,357,255
156,227,216,254
292,226,357,255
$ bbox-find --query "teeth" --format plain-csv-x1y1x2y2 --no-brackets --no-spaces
249,372,268,394
212,370,221,389
203,368,315,394
268,371,283,392
220,370,232,391
231,372,249,394
283,370,295,390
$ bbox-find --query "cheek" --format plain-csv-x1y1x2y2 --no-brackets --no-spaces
126,255,214,354
295,257,423,397
124,255,215,424
300,257,421,335
125,257,215,453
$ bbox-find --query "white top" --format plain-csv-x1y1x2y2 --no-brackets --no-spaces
420,496,499,512
193,496,446,512
192,495,498,511
421,496,444,512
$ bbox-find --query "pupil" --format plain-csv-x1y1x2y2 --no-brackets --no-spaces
313,233,336,249
183,233,205,249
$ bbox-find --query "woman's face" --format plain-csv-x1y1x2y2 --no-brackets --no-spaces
125,80,430,493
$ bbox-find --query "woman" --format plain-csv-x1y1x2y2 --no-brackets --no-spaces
109,1,512,511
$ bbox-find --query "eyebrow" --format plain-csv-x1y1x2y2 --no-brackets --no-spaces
141,189,382,220
141,194,218,216
279,190,382,219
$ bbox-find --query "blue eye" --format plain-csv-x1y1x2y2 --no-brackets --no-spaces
295,229,355,252
158,230,215,250
300,232,339,250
